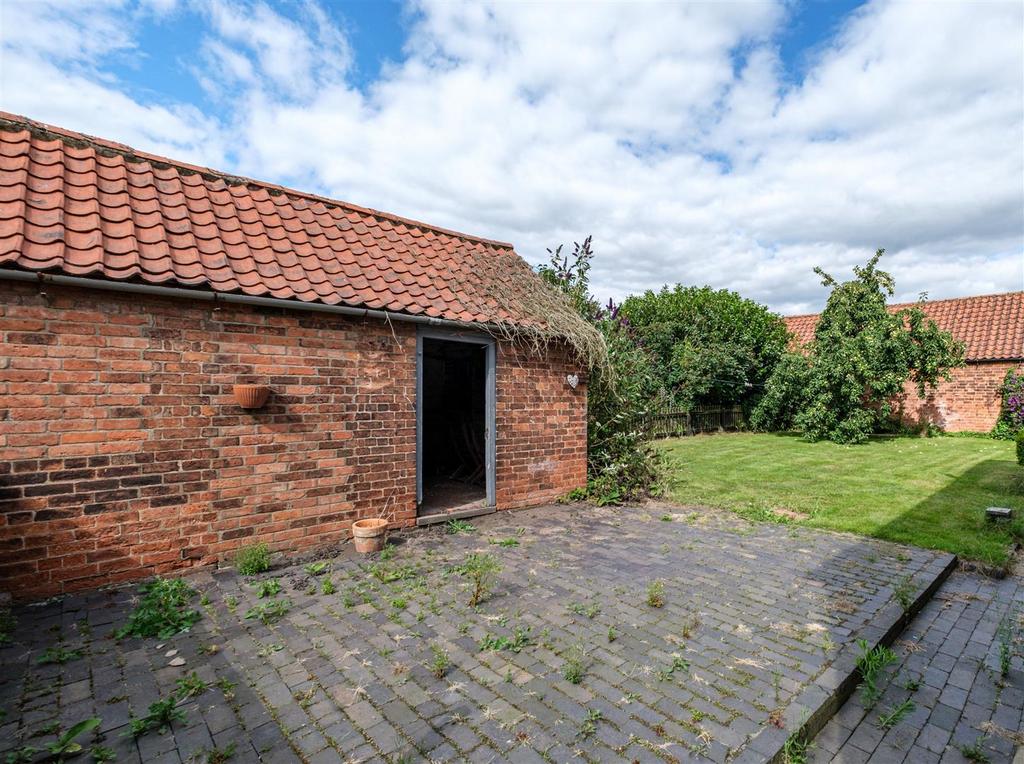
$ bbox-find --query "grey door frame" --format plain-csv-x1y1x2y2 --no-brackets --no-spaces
415,326,497,510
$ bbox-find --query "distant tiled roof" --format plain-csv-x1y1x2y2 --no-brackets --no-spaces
0,112,553,328
784,292,1024,362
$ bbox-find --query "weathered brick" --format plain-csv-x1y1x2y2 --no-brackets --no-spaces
0,282,586,598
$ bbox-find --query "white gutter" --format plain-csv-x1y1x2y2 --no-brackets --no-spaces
0,268,480,331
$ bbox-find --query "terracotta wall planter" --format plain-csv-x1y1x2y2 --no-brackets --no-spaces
233,384,270,409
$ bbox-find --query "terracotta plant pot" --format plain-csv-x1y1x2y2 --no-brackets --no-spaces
351,517,389,554
233,384,270,409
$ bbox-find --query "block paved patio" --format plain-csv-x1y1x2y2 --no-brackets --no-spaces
812,568,1023,764
1,504,956,763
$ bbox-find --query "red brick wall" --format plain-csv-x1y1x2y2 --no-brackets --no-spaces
496,346,588,509
0,282,587,599
895,361,1018,432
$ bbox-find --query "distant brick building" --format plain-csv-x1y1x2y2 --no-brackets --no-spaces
0,113,588,599
785,292,1023,433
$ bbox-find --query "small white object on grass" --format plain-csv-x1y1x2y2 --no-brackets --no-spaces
985,506,1013,521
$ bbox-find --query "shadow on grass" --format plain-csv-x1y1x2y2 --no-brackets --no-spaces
870,458,1023,567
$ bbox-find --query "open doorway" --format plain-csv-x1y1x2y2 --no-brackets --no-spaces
416,332,495,522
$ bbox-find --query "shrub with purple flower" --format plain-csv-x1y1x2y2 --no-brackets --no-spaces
993,369,1024,440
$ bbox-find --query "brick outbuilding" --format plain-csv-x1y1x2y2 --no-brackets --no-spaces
0,114,590,599
785,292,1024,432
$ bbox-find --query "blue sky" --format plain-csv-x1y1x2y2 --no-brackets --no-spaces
1,0,1021,313
122,1,866,104
124,0,410,105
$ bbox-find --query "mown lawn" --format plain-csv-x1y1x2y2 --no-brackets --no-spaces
659,433,1023,565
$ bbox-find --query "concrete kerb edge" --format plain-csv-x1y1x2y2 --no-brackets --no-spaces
735,551,958,764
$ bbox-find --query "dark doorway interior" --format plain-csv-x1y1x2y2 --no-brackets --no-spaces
420,338,487,516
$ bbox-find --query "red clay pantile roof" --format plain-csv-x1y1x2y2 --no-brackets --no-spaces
784,292,1024,362
0,112,557,328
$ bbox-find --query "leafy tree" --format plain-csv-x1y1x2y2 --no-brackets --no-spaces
796,250,964,443
749,352,812,432
618,285,789,412
538,238,661,503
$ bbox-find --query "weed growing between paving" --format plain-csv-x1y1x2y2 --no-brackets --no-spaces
304,561,330,576
127,670,215,739
782,732,810,764
427,644,451,679
996,608,1017,679
446,519,476,534
561,645,587,684
458,552,501,606
892,574,915,613
175,672,209,699
244,599,291,624
568,601,601,618
877,698,915,729
128,696,186,737
855,639,898,706
579,708,602,738
115,577,201,640
646,579,666,608
657,655,690,682
959,736,992,762
90,745,116,762
479,626,532,653
489,537,519,547
37,645,83,665
255,579,281,598
6,717,101,762
235,542,271,575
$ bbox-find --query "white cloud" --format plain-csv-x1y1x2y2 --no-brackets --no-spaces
0,0,1021,314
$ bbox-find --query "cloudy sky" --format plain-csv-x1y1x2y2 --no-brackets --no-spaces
1,0,1021,314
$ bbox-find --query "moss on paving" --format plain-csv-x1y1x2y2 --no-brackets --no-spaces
659,433,1023,565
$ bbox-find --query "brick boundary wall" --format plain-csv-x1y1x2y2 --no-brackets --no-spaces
895,361,1019,433
0,282,587,600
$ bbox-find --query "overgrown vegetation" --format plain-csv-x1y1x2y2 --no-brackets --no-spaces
115,577,201,640
618,284,789,413
753,250,964,443
235,543,271,575
539,238,661,504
